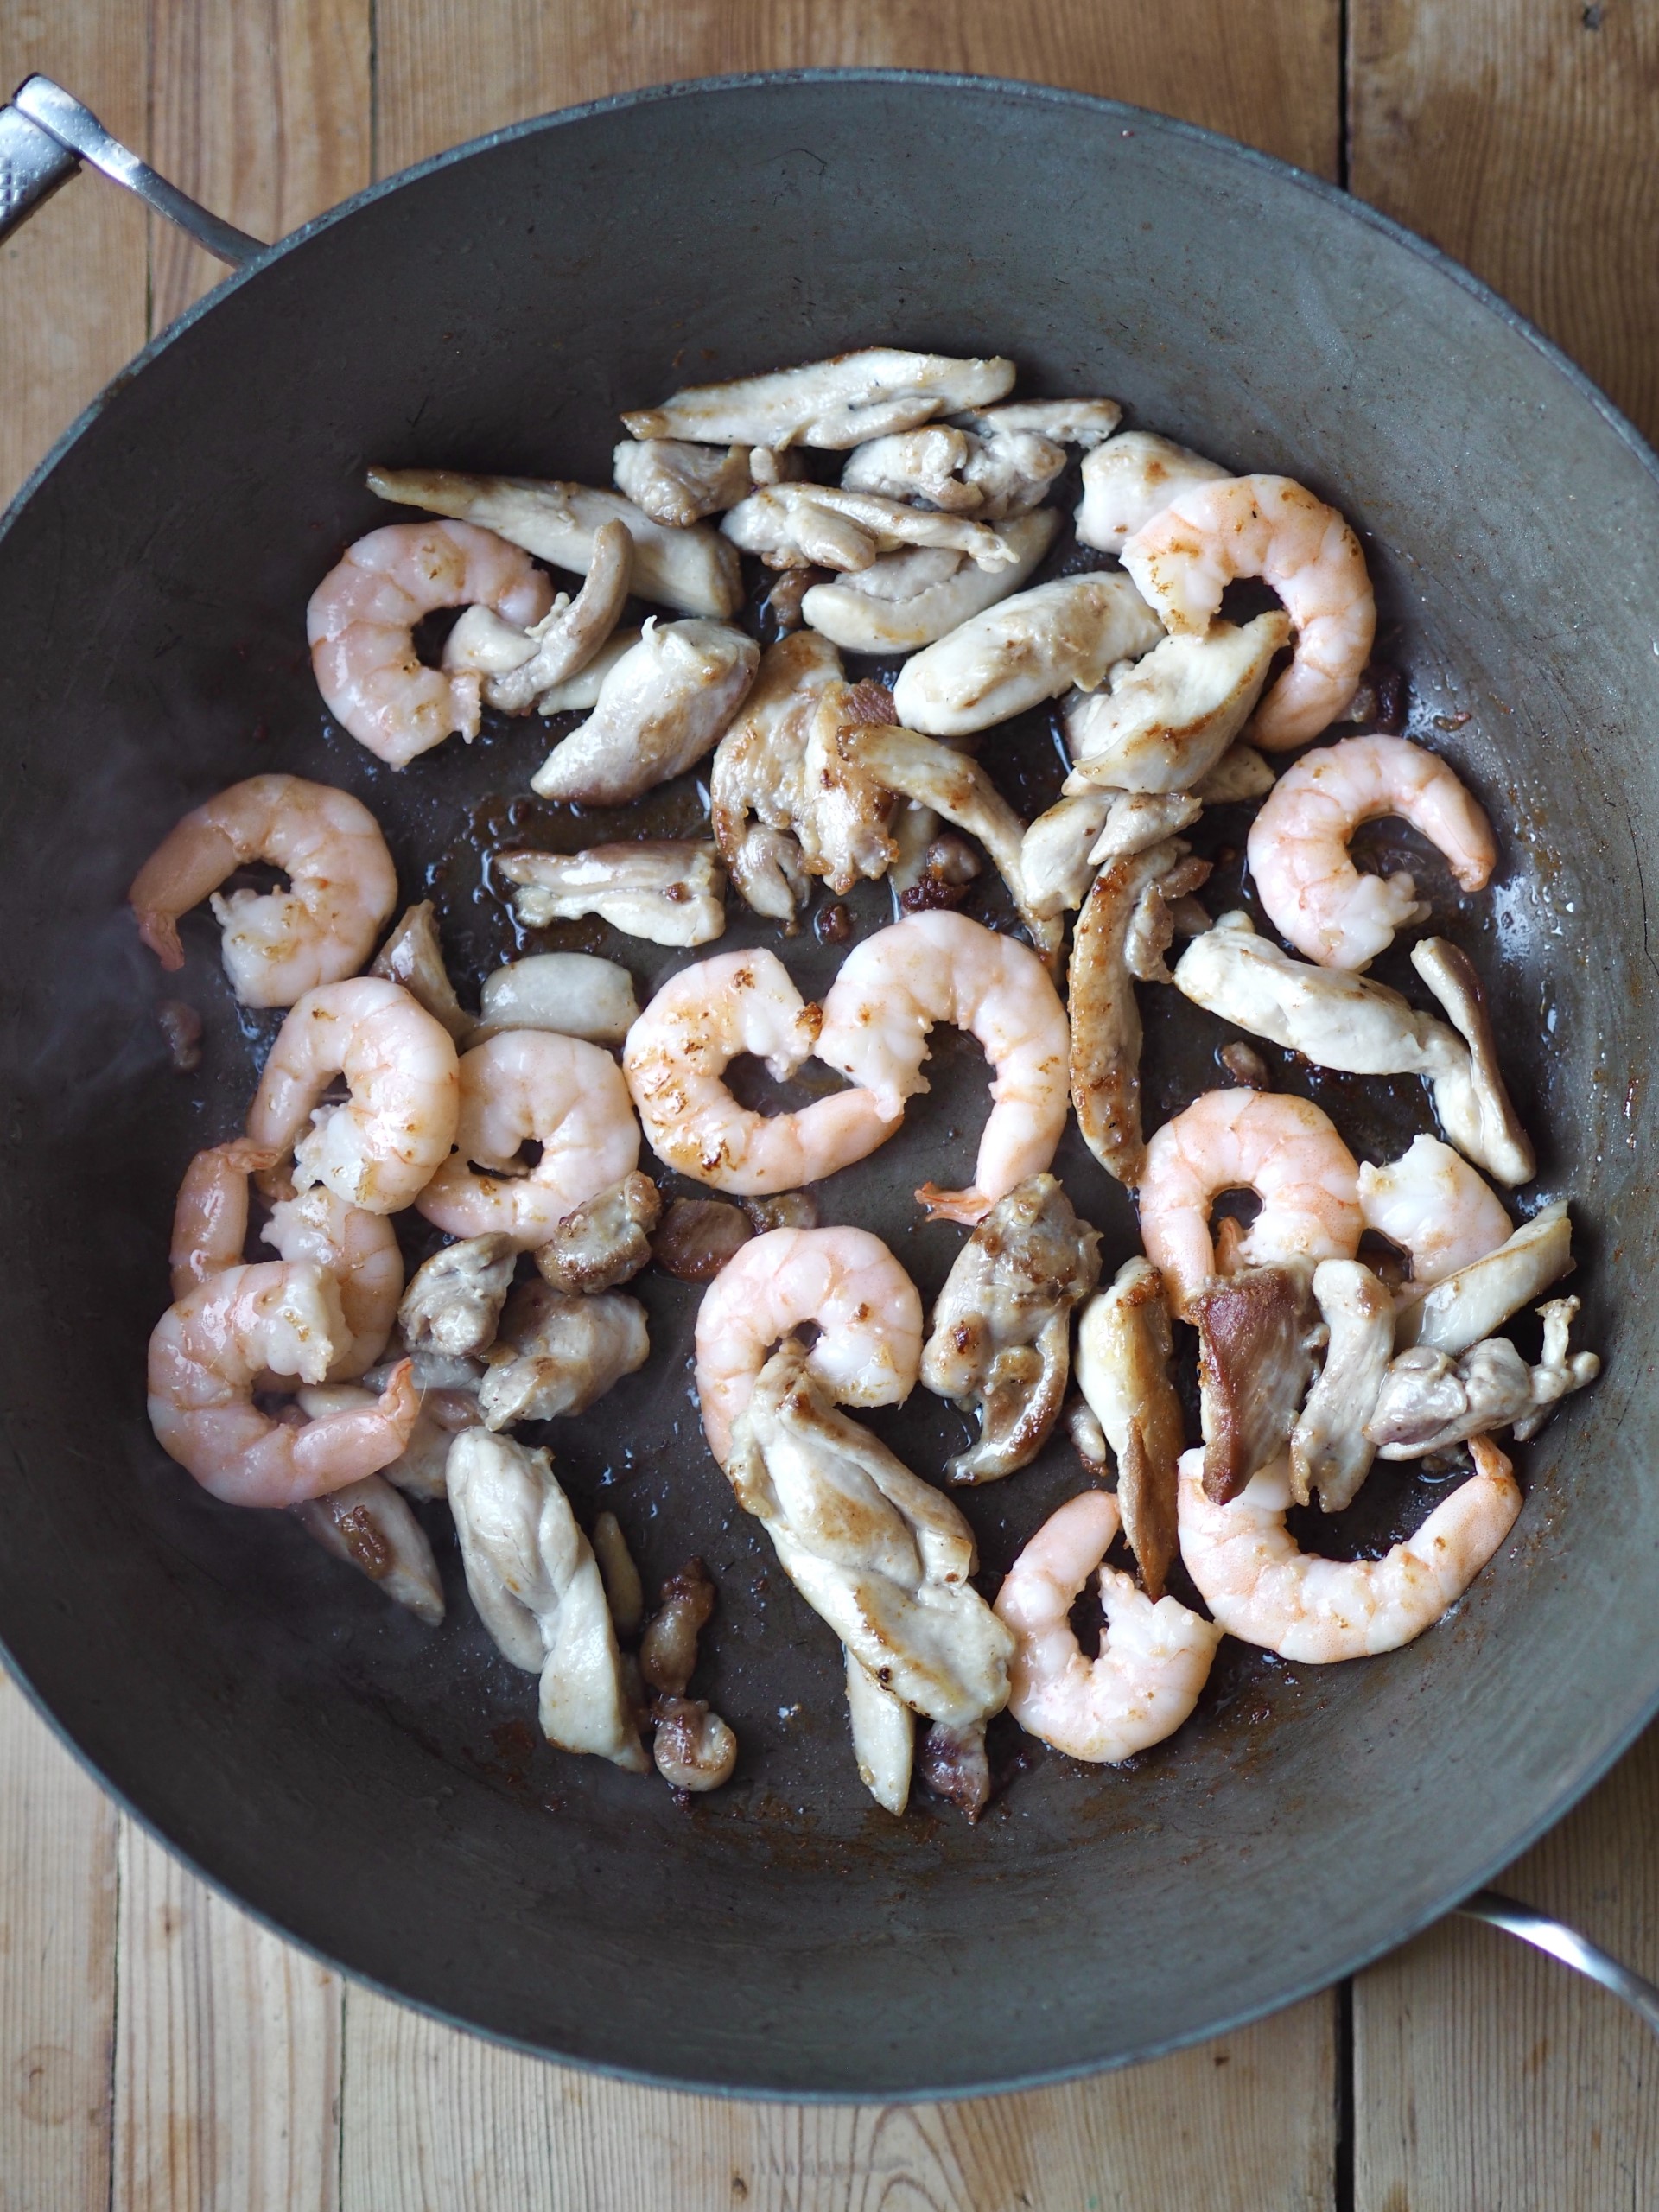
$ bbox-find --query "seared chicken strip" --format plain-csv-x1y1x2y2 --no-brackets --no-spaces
954,397,1123,448
531,618,757,805
535,627,640,714
475,953,639,1046
1074,429,1229,554
371,901,472,1042
1410,938,1536,1186
1069,840,1212,1185
845,1649,915,1815
892,575,1164,738
398,1232,517,1358
801,511,1059,654
798,679,902,895
709,630,842,925
842,720,1064,963
621,346,1015,449
1020,790,1202,921
1073,1258,1186,1599
1173,915,1533,1188
446,1428,646,1770
445,518,631,716
534,1173,662,1294
478,1280,649,1429
290,1468,445,1625
612,437,789,526
366,466,741,619
1288,1259,1395,1511
1395,1202,1575,1356
1192,744,1276,804
497,842,728,948
1369,1296,1599,1458
1062,613,1290,793
918,1174,1103,1483
723,481,1017,572
842,423,1067,518
1191,1263,1324,1503
726,1344,1015,1729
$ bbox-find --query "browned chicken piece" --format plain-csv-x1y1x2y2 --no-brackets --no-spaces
918,1719,992,1821
1367,1295,1599,1458
651,1197,753,1282
371,901,472,1041
1191,1265,1324,1504
919,1174,1103,1484
589,1508,645,1639
652,1698,738,1791
1410,938,1536,1187
478,1280,649,1429
741,1190,819,1234
613,437,756,526
709,630,842,926
442,518,632,714
798,677,901,896
398,1232,517,1358
497,841,728,949
1069,840,1213,1187
291,1472,445,1626
1288,1259,1395,1511
534,1172,663,1294
1074,1257,1186,1599
640,1558,717,1694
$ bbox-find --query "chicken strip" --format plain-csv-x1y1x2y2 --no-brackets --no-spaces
1062,613,1290,793
442,518,632,714
723,482,1016,572
892,575,1165,738
496,842,728,949
621,346,1015,449
478,1280,649,1429
1288,1258,1395,1511
398,1232,517,1358
1395,1202,1574,1357
534,1173,662,1294
918,1174,1103,1483
1073,1258,1186,1599
801,511,1059,654
290,1471,445,1625
613,437,766,526
446,1428,646,1770
725,1344,1014,1729
709,630,842,926
366,466,741,619
1368,1296,1599,1457
531,618,758,806
370,901,472,1042
1191,1263,1324,1503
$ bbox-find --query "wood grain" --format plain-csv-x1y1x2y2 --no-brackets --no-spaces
1349,0,1659,443
148,0,373,329
1353,1721,1659,2210
0,1678,118,2212
111,1817,343,2212
373,0,1342,183
0,0,149,510
340,1983,1336,2211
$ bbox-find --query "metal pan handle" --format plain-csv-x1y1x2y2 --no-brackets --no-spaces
0,74,263,266
1458,1889,1659,2035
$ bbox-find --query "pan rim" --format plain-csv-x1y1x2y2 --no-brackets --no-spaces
2,66,1655,2101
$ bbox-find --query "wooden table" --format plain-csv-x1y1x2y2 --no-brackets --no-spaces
3,4,1658,2204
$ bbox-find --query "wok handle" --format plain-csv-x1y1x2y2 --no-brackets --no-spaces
0,74,263,266
1458,1888,1659,2037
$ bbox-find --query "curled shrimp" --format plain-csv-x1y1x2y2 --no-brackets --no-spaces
147,1262,419,1506
247,977,460,1213
307,521,553,767
816,911,1071,1224
995,1491,1221,1762
694,1225,923,1465
416,1031,640,1249
169,1138,402,1379
129,775,398,1009
1138,1088,1362,1316
1120,474,1376,748
622,949,900,1196
1176,1439,1520,1662
1246,734,1497,970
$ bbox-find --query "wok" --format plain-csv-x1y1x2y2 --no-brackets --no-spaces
0,69,1653,2101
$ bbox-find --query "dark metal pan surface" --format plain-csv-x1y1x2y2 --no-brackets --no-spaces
0,72,1654,2098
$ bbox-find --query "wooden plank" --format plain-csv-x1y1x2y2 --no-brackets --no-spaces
0,0,149,509
147,0,373,330
373,0,1341,184
1354,1722,1659,2210
111,1817,343,2212
0,1675,118,2212
1349,0,1659,443
340,1984,1336,2211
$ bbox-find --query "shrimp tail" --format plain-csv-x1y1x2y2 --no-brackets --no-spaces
135,909,185,969
916,1182,991,1226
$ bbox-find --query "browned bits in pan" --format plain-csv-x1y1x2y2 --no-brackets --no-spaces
651,1696,738,1790
918,1719,992,1822
1218,1039,1270,1090
741,1190,818,1234
641,1557,717,1695
651,1196,753,1282
157,999,203,1071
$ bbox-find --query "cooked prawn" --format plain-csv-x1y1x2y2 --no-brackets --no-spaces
622,949,900,1196
994,1490,1221,1761
1357,1134,1512,1291
816,911,1071,1224
1120,474,1376,748
169,1138,403,1381
416,1030,640,1249
129,774,398,1008
308,521,553,767
246,977,460,1213
148,1262,419,1506
693,1225,923,1465
1138,1088,1362,1316
1176,1439,1520,1662
1247,735,1497,970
